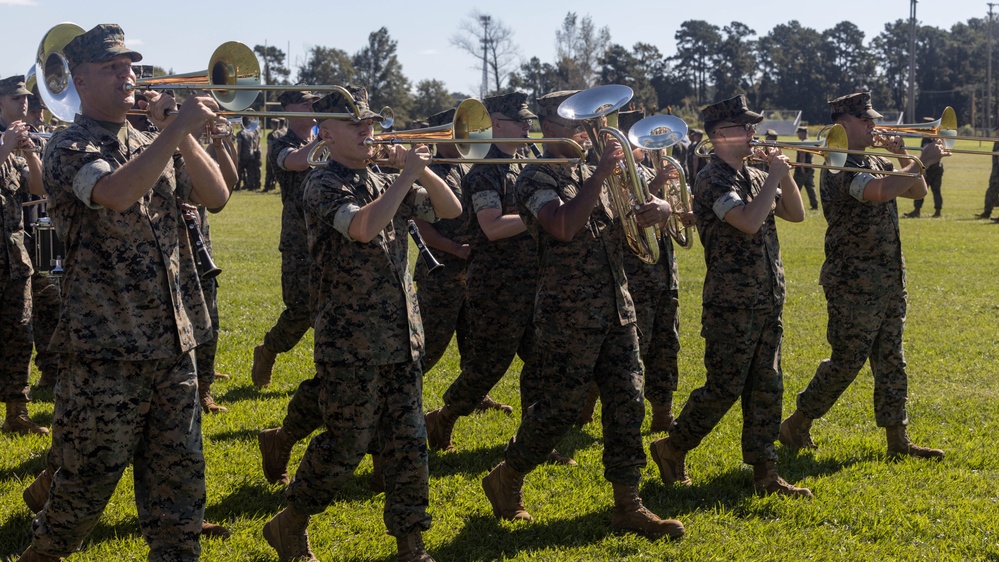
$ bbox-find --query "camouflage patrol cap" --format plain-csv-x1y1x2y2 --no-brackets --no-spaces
63,24,142,70
28,86,44,111
689,127,704,137
426,107,456,128
277,87,320,107
535,90,579,128
484,91,537,121
828,91,883,120
796,125,807,133
618,109,646,134
700,94,763,127
0,76,31,97
765,128,778,138
313,85,382,121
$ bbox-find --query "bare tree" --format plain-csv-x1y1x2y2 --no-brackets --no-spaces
555,12,611,89
450,10,520,97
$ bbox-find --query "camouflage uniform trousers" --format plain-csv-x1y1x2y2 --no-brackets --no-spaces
414,255,469,374
31,273,61,378
0,273,32,402
32,351,205,561
670,305,784,465
441,269,539,416
506,322,646,485
913,164,943,211
195,276,219,391
262,251,312,354
633,286,680,407
795,285,909,427
985,162,999,215
286,360,431,537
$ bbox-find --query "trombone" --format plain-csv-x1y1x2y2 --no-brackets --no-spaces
628,114,694,249
307,98,587,167
34,23,363,123
697,124,925,178
559,84,663,264
871,106,999,156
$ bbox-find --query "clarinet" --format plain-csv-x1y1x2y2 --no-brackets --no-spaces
407,220,443,276
179,200,222,280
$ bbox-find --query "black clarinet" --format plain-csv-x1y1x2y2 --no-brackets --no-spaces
407,220,443,276
179,201,222,280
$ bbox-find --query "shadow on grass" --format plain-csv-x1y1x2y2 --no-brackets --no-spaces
207,476,382,522
0,455,47,483
29,384,54,403
206,427,265,443
215,384,294,405
429,443,508,478
423,512,617,562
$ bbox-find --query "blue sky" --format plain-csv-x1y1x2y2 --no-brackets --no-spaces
1,0,987,97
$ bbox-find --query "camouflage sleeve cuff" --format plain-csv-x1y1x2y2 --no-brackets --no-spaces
276,146,295,170
409,187,438,222
712,192,744,221
73,159,113,209
471,190,502,213
525,188,559,217
850,172,875,201
333,202,361,241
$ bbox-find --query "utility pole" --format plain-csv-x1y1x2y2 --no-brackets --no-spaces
989,3,996,134
480,15,492,99
907,0,918,122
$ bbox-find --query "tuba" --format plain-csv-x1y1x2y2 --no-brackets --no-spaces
628,115,694,249
558,85,662,264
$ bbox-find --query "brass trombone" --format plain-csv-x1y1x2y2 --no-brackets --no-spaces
870,106,999,156
307,98,587,167
628,115,694,249
697,124,925,178
34,23,362,123
559,84,663,264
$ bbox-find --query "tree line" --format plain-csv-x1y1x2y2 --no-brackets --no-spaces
250,11,998,132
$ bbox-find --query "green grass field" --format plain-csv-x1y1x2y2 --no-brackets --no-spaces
2,143,999,561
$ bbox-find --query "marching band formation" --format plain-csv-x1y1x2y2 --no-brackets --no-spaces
0,21,956,562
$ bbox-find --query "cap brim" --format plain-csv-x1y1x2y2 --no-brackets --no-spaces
863,108,883,120
517,108,538,120
12,87,31,96
733,110,764,125
355,109,383,122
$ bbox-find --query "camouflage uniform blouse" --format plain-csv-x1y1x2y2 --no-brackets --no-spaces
0,149,33,280
516,161,635,330
693,154,784,309
464,144,535,267
819,154,904,294
42,115,211,360
303,159,439,367
425,161,471,246
268,128,312,254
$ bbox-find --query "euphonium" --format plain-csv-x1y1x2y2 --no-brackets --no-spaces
628,114,694,249
558,85,662,264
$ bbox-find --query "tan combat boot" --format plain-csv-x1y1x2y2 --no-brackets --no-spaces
574,383,600,426
475,394,514,415
258,427,296,485
3,401,49,436
199,387,227,414
649,396,674,434
752,460,813,498
396,533,435,562
609,483,685,540
547,449,577,466
263,505,317,562
649,437,691,486
886,426,945,460
481,462,533,521
16,545,62,562
424,406,458,452
252,344,277,388
779,410,817,451
201,521,231,539
23,468,53,514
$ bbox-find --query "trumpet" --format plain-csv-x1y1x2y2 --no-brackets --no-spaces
628,114,694,249
559,84,663,264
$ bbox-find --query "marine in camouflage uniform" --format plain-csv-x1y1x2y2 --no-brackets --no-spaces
262,87,457,562
0,75,49,436
480,90,683,540
780,92,947,460
235,116,261,190
263,118,286,192
650,95,811,497
252,89,321,387
792,126,820,210
424,92,556,456
17,24,230,562
980,139,999,218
